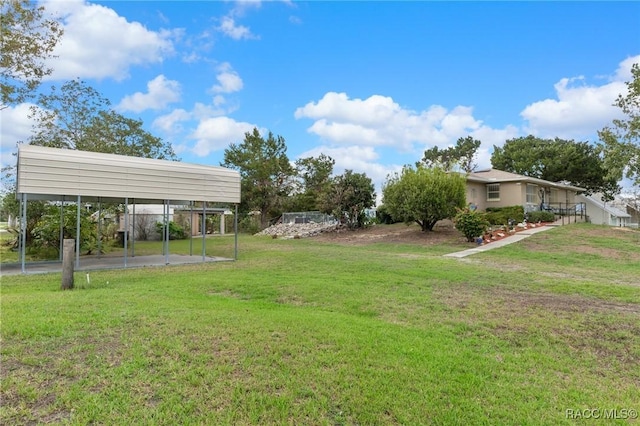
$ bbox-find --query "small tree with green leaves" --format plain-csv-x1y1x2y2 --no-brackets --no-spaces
31,204,96,257
320,170,375,229
383,166,466,232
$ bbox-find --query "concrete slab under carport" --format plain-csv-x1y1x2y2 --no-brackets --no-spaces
0,254,233,276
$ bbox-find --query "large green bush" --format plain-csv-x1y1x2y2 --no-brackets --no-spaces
376,204,399,225
454,208,490,242
155,221,187,240
31,204,97,257
239,215,261,234
485,206,525,225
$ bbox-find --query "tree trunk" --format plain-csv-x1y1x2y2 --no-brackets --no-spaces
61,239,74,290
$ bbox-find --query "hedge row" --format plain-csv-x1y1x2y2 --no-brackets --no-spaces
485,206,525,225
526,211,556,223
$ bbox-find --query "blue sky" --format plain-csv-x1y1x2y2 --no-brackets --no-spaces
2,0,639,197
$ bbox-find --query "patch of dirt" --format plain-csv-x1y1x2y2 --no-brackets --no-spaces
311,222,465,246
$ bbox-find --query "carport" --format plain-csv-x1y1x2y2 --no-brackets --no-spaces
14,145,241,274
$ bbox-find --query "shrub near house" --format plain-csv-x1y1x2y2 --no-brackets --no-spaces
485,206,525,226
454,208,490,242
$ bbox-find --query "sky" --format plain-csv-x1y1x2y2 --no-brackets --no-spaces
2,0,640,200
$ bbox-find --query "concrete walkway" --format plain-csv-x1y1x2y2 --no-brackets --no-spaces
443,223,559,258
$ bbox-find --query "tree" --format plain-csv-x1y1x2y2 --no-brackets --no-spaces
599,63,640,186
383,166,466,232
289,154,335,212
320,170,375,229
27,79,177,159
421,136,481,172
455,136,482,173
1,0,63,109
222,128,295,229
31,204,96,256
491,136,617,195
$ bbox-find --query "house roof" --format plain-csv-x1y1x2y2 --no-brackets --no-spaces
467,169,586,192
577,194,631,218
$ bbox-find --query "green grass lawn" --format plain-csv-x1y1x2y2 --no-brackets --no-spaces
2,223,639,425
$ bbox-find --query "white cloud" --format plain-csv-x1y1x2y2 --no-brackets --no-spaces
191,117,258,156
230,0,263,17
152,108,191,134
520,55,640,139
216,16,258,40
42,0,176,81
612,55,639,82
117,75,181,113
0,104,34,151
211,63,244,94
295,92,515,152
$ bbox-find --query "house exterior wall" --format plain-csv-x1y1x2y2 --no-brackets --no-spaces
471,182,525,210
466,181,487,211
466,180,580,212
582,198,616,226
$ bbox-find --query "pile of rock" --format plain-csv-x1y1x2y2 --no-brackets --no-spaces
255,222,338,239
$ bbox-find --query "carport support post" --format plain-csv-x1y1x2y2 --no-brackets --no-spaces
124,198,129,268
164,199,170,265
132,201,135,257
189,202,193,256
201,202,206,261
20,193,27,273
59,196,64,261
75,195,81,269
97,199,102,259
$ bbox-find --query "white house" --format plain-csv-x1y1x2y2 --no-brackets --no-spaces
577,194,631,227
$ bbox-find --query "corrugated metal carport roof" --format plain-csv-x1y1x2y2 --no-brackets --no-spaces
17,145,241,204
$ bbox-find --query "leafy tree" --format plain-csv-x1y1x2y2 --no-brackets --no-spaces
455,136,482,173
376,204,399,225
1,0,63,108
222,128,295,229
320,170,375,229
27,79,177,159
421,136,481,172
31,204,96,256
383,166,466,232
289,154,335,212
491,136,617,194
599,63,640,185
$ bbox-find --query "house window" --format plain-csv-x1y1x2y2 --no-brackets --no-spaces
526,184,537,204
486,183,500,201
